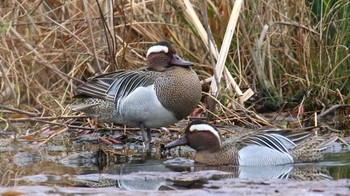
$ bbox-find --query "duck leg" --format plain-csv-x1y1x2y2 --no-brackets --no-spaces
146,128,152,142
140,125,153,152
140,124,149,143
140,124,153,143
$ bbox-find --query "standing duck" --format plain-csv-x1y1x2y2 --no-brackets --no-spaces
165,120,338,166
72,41,202,143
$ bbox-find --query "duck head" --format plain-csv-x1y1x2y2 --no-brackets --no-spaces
146,41,194,71
165,120,222,152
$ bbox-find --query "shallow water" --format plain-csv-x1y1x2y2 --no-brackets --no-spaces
0,131,348,196
73,151,350,191
1,145,349,192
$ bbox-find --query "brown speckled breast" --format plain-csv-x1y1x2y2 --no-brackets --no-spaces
155,66,201,120
193,145,239,166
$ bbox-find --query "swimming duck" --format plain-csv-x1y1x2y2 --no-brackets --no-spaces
165,120,338,166
72,41,202,143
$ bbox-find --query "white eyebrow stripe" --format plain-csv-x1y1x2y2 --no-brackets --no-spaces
146,45,169,57
189,124,221,143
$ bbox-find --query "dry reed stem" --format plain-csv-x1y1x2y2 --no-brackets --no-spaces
182,0,249,108
182,0,219,57
208,0,243,97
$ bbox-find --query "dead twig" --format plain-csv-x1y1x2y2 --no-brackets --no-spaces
0,105,40,117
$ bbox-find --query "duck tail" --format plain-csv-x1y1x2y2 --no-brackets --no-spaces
292,133,339,162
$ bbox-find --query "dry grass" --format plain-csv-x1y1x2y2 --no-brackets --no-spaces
0,0,349,130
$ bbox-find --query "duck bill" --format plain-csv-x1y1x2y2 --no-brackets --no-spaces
164,135,188,149
170,54,194,66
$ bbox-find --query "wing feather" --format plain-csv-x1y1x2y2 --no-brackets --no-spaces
75,68,157,103
241,133,296,154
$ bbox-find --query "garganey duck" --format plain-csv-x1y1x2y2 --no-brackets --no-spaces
165,120,338,166
72,41,202,143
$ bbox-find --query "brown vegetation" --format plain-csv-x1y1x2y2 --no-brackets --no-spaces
0,0,349,130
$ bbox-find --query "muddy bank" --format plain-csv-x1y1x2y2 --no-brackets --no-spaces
1,179,349,196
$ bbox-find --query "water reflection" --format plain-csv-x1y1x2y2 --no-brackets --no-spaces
79,164,334,190
167,161,333,184
115,159,174,190
2,148,349,190
73,150,350,190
